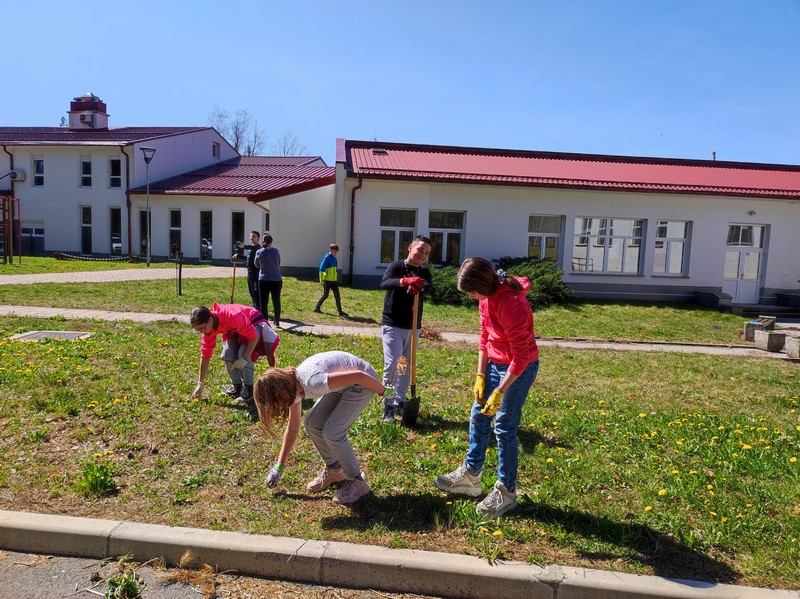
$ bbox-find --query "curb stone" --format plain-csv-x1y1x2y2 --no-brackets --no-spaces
0,511,797,599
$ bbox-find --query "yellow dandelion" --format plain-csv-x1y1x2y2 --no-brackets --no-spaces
480,527,488,533
741,444,752,450
790,457,797,463
707,484,714,490
709,511,717,516
546,457,554,463
492,530,503,537
721,517,728,522
430,444,437,449
445,501,452,505
644,505,653,512
639,413,647,418
657,489,667,496
689,470,698,475
671,470,679,475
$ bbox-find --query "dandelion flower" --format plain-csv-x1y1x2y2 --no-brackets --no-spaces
644,505,653,512
709,511,717,517
546,457,554,463
721,517,728,522
480,527,488,533
493,530,503,537
790,457,797,463
658,489,667,496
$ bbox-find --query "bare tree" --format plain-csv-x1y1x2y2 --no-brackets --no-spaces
270,129,308,156
208,105,267,156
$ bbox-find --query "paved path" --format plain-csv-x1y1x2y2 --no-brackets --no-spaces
0,265,235,286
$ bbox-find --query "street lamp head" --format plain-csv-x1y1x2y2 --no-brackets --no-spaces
140,147,156,164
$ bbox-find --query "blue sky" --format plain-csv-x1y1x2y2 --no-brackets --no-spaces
4,0,799,166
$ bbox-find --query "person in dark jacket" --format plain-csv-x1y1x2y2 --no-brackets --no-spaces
378,235,432,423
233,230,261,310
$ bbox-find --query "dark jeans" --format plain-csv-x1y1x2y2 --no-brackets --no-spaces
247,269,259,310
259,279,283,323
315,281,342,312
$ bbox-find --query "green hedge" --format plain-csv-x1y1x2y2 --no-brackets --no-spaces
429,257,573,309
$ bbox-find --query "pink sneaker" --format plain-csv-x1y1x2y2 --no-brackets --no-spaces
332,478,371,505
306,466,346,493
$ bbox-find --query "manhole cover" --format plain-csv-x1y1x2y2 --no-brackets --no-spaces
11,330,93,341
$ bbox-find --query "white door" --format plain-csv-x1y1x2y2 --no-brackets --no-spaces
722,225,764,304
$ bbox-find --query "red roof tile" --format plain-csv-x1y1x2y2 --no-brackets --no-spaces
131,156,335,201
344,141,800,199
0,126,210,145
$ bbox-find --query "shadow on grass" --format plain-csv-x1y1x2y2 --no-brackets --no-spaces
320,492,739,585
515,500,740,584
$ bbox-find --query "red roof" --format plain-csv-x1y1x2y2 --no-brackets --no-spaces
0,126,210,145
131,156,335,201
342,140,800,200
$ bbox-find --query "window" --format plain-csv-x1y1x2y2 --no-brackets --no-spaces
264,212,270,234
379,209,416,263
572,217,643,273
80,206,92,255
429,210,464,266
110,207,122,255
200,210,213,261
231,212,245,251
528,215,562,262
80,156,92,187
169,209,181,259
726,224,763,248
212,142,220,159
109,158,122,188
653,220,690,275
33,156,44,186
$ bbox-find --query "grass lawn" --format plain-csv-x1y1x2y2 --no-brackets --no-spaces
2,258,752,344
0,259,798,589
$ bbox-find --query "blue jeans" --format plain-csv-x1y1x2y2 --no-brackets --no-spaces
465,360,539,493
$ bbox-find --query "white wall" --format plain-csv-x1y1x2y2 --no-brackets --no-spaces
337,175,800,295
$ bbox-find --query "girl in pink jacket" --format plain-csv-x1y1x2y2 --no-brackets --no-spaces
189,303,279,404
435,257,539,517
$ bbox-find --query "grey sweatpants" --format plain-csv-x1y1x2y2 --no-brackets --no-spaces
304,377,375,479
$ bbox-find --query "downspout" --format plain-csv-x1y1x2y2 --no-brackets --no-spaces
2,145,19,260
347,174,363,286
120,145,132,257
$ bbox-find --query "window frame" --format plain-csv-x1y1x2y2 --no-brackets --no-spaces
80,155,92,187
109,157,122,188
428,210,464,266
572,216,644,274
379,208,416,264
528,214,563,263
652,220,691,276
33,156,44,186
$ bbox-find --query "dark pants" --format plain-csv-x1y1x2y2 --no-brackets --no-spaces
259,280,283,324
247,268,259,310
315,281,342,312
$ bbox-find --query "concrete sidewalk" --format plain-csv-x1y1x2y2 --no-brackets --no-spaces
0,510,796,599
0,303,793,360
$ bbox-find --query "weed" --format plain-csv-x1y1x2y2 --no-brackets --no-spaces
75,457,117,497
105,570,145,599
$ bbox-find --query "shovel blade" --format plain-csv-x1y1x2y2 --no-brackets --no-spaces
402,395,420,428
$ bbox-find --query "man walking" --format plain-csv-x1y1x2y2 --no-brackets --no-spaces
314,243,347,316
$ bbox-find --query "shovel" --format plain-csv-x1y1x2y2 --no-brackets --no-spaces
402,292,421,428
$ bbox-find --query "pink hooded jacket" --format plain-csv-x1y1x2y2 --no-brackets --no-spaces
199,302,267,361
478,276,539,376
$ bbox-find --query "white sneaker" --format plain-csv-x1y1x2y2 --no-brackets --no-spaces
332,478,371,504
434,463,482,497
476,481,518,517
306,466,347,493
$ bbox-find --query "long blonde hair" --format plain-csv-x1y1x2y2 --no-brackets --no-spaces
253,368,298,435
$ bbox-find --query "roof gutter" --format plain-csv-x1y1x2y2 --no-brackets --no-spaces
347,174,363,286
120,145,132,257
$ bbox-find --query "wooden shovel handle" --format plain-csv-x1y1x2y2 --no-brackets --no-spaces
410,292,419,386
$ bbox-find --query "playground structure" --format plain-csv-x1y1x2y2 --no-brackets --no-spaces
0,195,21,265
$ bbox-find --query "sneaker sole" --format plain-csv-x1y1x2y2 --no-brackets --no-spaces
306,475,347,493
332,488,371,505
434,478,482,497
476,498,518,517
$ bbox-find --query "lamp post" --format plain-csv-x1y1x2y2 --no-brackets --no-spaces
140,147,156,267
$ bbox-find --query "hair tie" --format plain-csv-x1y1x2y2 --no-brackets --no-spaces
496,269,507,283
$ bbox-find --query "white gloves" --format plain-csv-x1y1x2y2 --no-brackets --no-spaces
233,357,248,370
192,382,204,398
266,463,284,487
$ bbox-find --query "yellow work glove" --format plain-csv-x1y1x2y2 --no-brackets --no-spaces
472,373,486,405
480,389,504,417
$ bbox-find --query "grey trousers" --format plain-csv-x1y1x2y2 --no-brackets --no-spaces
304,375,375,479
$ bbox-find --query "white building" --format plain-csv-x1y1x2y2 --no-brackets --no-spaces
0,93,334,265
4,95,800,309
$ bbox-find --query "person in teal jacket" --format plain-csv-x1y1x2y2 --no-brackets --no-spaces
313,243,347,316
